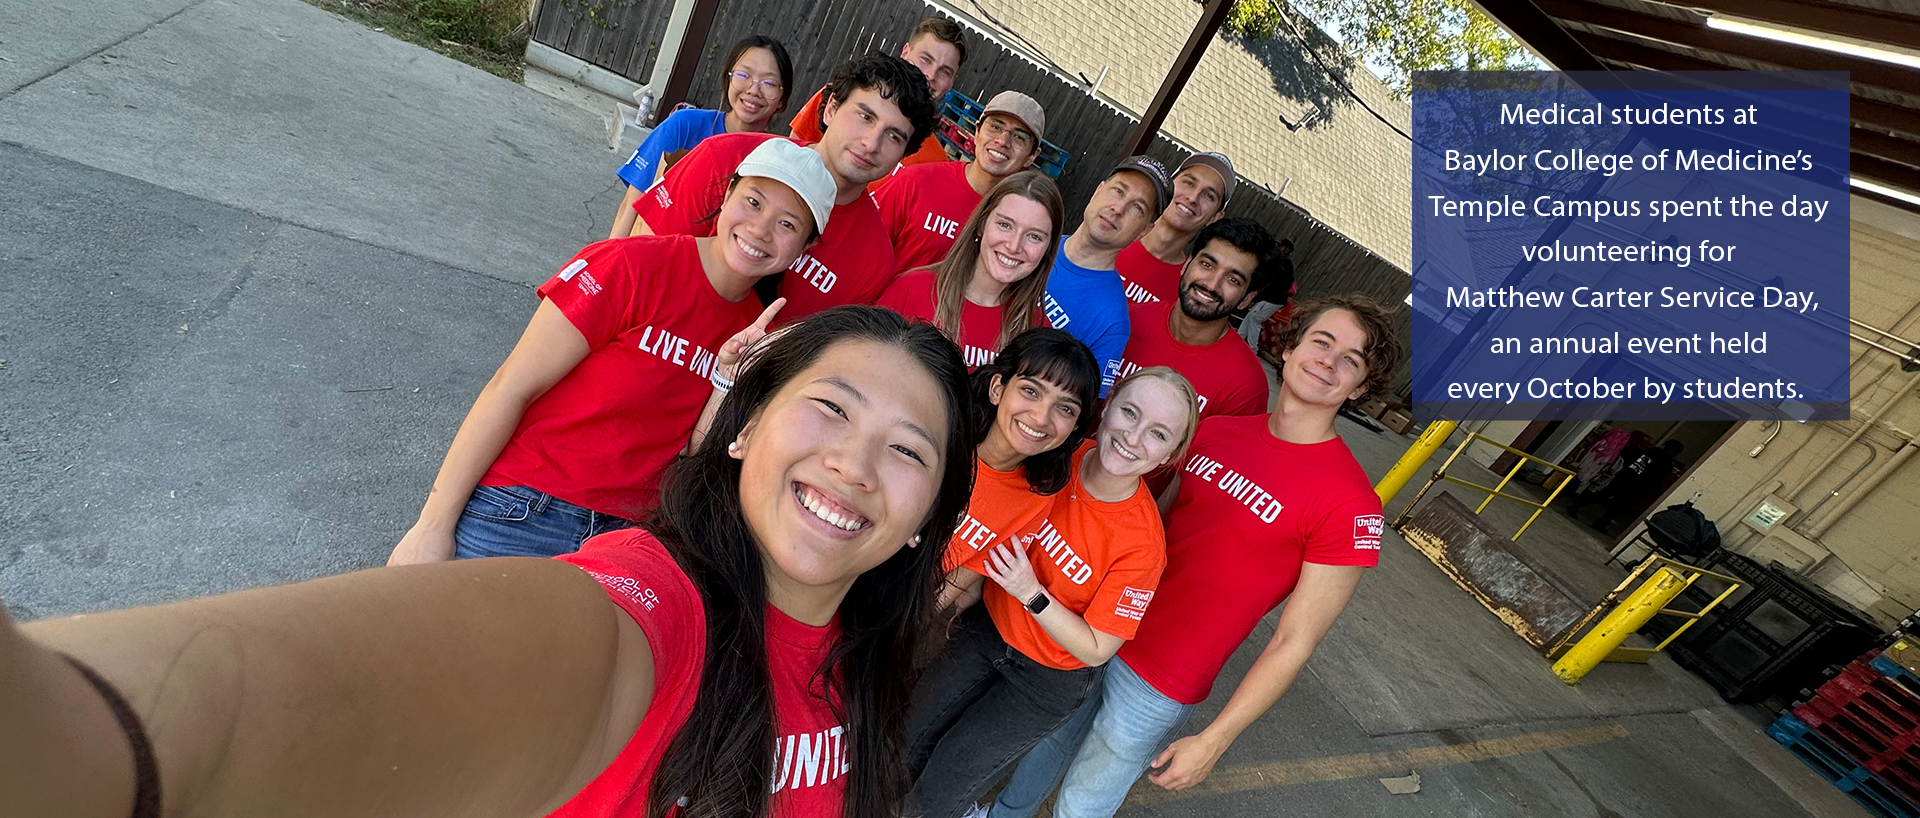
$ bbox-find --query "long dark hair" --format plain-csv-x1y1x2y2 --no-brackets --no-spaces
925,172,1064,350
968,327,1099,494
646,306,975,818
720,35,795,117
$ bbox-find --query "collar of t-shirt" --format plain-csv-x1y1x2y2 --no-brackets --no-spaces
766,601,838,651
1150,301,1238,354
1053,237,1115,279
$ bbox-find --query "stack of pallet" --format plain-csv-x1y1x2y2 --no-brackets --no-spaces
1771,648,1920,818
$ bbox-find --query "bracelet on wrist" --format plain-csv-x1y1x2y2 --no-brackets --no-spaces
710,369,735,393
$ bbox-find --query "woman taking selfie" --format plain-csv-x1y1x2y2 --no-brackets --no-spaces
609,35,796,238
904,366,1201,818
6,306,975,818
389,138,835,564
878,171,1063,370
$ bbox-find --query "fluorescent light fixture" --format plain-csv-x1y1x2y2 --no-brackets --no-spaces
1706,14,1920,70
1852,176,1920,208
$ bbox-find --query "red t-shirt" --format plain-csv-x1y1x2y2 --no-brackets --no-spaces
941,457,1055,572
552,530,847,817
964,442,1166,671
789,85,949,178
1114,241,1184,305
1117,300,1269,420
480,236,762,519
877,270,1009,369
1118,415,1383,704
632,131,897,320
872,160,982,274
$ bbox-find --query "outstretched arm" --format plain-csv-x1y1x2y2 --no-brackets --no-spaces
7,558,653,818
1147,562,1365,790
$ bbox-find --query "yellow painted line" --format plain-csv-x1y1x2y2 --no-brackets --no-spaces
1124,723,1630,806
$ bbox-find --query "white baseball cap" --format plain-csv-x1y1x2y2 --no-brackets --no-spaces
735,138,836,235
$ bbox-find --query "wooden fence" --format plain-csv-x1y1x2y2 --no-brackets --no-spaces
532,0,678,81
532,0,1413,394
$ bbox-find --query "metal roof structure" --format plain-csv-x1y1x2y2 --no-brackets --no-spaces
1471,0,1920,214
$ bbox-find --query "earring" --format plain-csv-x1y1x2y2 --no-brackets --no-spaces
727,440,741,455
909,535,922,547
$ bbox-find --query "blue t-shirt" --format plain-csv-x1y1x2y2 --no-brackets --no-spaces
1042,239,1132,396
615,108,728,190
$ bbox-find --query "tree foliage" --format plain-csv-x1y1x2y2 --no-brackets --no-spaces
1223,0,1541,96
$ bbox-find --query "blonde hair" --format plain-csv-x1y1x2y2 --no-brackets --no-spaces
1107,366,1201,468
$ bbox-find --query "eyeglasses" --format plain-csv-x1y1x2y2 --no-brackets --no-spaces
728,71,784,96
979,116,1035,151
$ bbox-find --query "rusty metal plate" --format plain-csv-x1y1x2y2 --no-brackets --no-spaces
1399,491,1591,651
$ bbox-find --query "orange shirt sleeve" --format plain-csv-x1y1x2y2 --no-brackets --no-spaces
787,86,827,142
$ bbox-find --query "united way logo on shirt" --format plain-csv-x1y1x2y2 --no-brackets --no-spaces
1353,514,1385,550
1114,586,1154,621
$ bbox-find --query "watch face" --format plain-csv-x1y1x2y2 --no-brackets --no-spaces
1027,593,1050,615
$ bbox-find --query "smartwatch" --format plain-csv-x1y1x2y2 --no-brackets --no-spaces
1025,590,1050,615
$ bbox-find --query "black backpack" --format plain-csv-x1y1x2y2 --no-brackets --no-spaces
1645,501,1721,559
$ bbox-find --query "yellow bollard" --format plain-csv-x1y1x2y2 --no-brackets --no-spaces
1375,420,1458,505
1552,567,1690,684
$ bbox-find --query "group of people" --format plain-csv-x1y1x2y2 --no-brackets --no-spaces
3,16,1405,818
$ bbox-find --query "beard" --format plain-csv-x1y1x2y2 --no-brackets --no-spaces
1178,283,1237,322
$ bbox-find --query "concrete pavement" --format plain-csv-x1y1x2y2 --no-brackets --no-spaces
0,0,1875,815
0,0,633,284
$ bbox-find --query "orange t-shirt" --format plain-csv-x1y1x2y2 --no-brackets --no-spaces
789,85,949,190
965,442,1168,670
942,458,1054,573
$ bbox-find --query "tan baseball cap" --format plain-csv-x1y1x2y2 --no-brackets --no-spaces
981,91,1046,145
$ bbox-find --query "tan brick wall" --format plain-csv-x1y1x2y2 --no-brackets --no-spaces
954,0,1413,269
1657,196,1920,621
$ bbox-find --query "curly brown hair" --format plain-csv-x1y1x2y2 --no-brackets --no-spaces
1274,293,1400,404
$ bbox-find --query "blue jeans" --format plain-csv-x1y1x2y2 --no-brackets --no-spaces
452,485,634,559
990,656,1195,818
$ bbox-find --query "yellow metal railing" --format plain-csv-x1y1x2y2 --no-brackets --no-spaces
1546,555,1744,682
1388,432,1578,541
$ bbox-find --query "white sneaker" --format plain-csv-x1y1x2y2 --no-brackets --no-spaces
959,803,991,818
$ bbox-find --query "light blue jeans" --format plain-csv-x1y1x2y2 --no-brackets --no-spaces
990,656,1195,818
